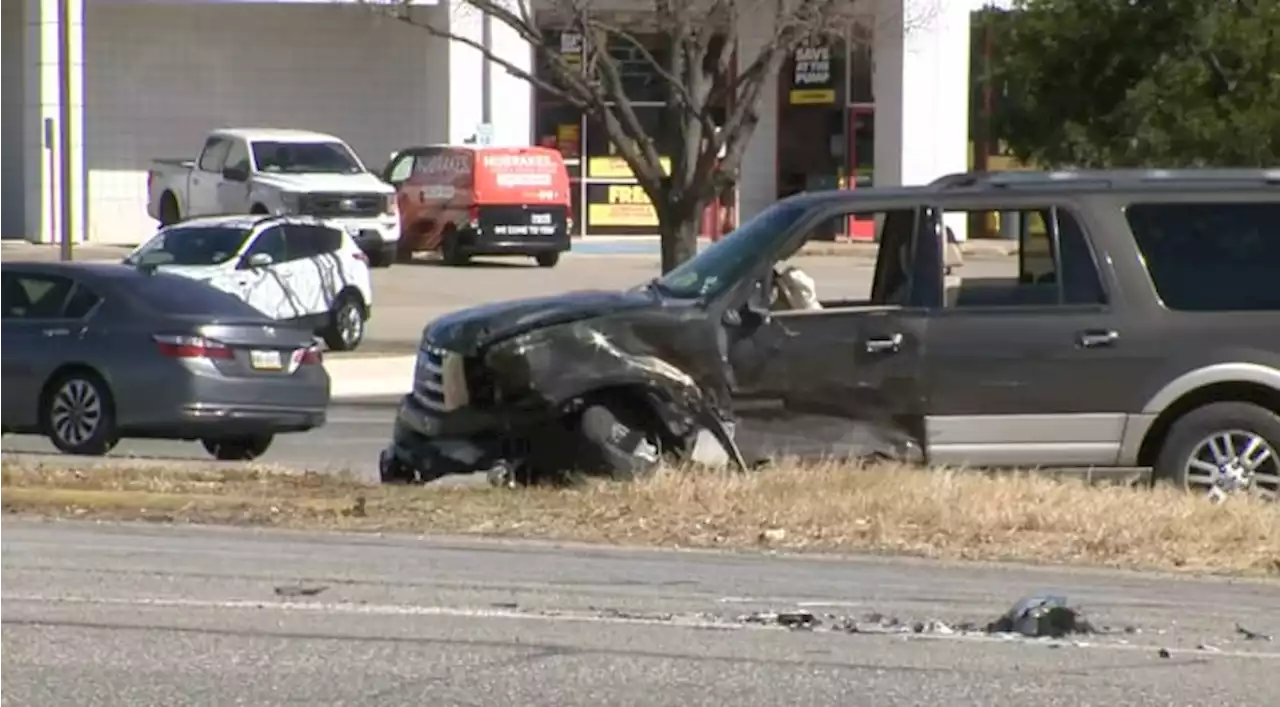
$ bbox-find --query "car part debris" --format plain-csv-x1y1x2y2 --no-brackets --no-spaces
1158,648,1172,659
986,595,1095,638
738,610,819,630
1235,623,1272,641
274,584,328,598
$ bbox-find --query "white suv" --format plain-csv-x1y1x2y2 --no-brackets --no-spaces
126,214,375,350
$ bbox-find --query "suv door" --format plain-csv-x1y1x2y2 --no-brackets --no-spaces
723,207,933,464
921,201,1155,468
282,223,344,317
234,225,293,320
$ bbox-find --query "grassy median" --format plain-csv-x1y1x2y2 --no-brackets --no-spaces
3,458,1277,577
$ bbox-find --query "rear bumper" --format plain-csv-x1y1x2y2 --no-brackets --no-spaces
125,403,327,439
458,230,571,257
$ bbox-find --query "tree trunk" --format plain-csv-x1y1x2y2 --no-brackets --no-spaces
658,202,702,273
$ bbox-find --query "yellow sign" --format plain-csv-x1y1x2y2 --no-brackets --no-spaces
587,184,658,227
587,156,672,179
789,89,836,105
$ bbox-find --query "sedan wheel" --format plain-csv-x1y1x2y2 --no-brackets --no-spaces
44,374,117,456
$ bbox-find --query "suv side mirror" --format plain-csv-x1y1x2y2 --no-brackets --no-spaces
222,166,249,182
242,252,273,269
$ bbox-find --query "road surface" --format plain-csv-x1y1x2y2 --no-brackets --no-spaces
3,520,1277,707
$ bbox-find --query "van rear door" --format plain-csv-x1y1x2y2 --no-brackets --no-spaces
472,147,572,242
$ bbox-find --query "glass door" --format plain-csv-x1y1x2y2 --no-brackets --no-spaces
846,107,876,241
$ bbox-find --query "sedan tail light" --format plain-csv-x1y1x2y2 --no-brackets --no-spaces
297,344,323,365
154,334,233,360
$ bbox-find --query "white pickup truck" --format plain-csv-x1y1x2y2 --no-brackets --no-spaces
146,128,400,267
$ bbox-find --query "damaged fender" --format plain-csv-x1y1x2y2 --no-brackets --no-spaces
483,318,748,470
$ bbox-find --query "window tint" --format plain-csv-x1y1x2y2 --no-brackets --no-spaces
244,226,287,262
197,137,231,172
62,284,103,319
941,207,1106,309
1,272,74,319
286,224,342,259
224,140,251,173
128,226,251,266
127,273,266,317
1125,202,1280,311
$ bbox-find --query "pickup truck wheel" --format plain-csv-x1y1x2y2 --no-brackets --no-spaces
158,193,180,226
1155,401,1280,502
322,293,366,351
577,404,662,482
202,435,274,461
367,246,395,269
535,252,560,268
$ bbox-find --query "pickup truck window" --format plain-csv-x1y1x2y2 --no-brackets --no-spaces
197,138,232,173
130,226,251,266
252,141,362,175
1126,201,1280,312
224,140,252,173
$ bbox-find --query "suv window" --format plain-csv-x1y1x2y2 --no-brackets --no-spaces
243,226,287,263
940,206,1106,308
1125,201,1280,312
197,137,231,172
285,224,342,259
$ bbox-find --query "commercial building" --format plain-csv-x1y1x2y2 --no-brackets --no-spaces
2,0,974,245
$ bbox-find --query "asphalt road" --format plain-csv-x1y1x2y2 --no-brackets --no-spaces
1,398,400,482
3,520,1278,707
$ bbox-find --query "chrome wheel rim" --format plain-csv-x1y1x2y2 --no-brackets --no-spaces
339,304,363,345
1184,429,1280,502
51,379,102,448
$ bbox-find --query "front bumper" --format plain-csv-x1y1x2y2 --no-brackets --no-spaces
386,393,543,477
327,216,400,251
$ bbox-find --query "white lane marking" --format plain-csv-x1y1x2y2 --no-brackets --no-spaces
6,594,1279,660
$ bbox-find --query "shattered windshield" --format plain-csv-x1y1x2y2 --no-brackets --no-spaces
252,141,364,174
653,201,807,300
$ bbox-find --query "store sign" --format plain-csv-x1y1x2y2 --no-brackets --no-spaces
587,184,659,228
587,156,672,179
790,41,836,105
560,31,583,69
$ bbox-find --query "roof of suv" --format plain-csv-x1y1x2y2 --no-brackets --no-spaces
163,214,323,231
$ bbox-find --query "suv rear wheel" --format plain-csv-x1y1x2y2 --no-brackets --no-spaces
322,292,366,351
1155,401,1280,502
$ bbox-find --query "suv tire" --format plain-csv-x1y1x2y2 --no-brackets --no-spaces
577,404,662,481
322,292,366,351
1155,401,1280,501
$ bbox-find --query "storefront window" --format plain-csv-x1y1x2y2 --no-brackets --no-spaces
584,107,674,179
604,32,670,103
849,21,874,105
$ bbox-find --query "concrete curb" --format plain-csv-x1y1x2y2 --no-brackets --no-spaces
325,355,414,400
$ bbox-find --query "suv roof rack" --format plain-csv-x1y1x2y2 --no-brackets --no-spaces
929,168,1280,190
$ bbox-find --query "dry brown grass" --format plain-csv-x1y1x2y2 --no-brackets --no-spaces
3,458,1277,577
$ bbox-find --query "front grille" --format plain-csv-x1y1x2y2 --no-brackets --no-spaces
298,192,385,218
413,345,469,412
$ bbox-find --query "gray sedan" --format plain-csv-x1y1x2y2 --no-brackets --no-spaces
1,261,329,460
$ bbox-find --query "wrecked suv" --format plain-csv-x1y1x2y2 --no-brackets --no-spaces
380,169,1280,501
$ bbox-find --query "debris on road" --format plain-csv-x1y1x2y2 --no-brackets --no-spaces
985,594,1095,638
1158,648,1172,658
274,584,329,598
1235,623,1273,641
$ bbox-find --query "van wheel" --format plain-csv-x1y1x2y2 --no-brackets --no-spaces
158,193,181,227
441,230,469,266
535,252,560,268
322,292,366,351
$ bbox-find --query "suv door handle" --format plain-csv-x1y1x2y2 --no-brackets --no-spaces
1077,329,1119,348
865,332,904,354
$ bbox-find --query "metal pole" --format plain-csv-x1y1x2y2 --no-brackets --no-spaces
57,0,74,261
480,12,492,127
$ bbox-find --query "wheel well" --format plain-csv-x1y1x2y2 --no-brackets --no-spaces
576,385,677,450
1137,381,1280,467
38,365,115,430
250,203,269,214
336,285,367,315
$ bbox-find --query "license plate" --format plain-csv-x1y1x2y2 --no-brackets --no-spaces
250,349,283,370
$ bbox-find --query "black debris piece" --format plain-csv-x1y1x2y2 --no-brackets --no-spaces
986,595,1095,638
1235,623,1273,642
490,601,519,609
739,610,820,630
1158,648,1172,659
274,584,328,598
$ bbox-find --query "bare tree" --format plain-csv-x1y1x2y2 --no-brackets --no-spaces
363,0,872,272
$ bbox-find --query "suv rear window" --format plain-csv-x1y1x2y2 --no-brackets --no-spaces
126,273,266,317
1125,201,1280,312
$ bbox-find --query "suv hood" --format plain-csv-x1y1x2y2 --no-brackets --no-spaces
252,172,394,196
424,289,657,355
